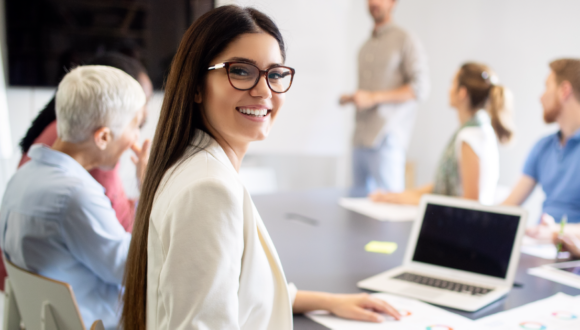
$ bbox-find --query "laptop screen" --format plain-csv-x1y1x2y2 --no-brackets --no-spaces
412,203,521,279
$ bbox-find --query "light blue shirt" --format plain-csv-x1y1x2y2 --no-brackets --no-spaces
523,129,580,223
0,145,131,330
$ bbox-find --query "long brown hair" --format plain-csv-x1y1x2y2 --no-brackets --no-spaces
457,62,514,144
120,6,286,329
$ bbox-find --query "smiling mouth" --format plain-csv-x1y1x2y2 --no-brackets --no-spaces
236,107,271,117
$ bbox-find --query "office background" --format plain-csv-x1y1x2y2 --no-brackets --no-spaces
2,0,580,224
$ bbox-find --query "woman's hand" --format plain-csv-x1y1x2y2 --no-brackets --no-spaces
131,139,151,190
327,293,401,322
554,233,580,258
293,291,401,322
369,190,422,205
525,213,558,241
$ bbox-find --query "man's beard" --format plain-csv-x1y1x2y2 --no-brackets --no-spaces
543,101,562,124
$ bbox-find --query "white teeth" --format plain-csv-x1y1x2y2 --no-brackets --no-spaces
237,108,269,117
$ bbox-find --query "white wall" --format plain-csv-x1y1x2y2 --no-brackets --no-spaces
223,0,580,188
396,0,578,188
3,0,580,216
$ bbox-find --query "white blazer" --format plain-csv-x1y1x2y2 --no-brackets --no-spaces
146,132,295,330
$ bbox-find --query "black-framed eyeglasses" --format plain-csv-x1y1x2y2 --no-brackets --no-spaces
208,61,295,93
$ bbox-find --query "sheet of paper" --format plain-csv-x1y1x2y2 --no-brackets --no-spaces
520,244,558,260
476,292,580,330
339,198,418,222
365,241,398,254
528,266,580,290
307,293,484,330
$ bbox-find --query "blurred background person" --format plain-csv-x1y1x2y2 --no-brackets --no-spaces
340,0,429,195
0,65,146,329
0,53,153,292
371,62,514,205
18,52,153,231
504,59,580,228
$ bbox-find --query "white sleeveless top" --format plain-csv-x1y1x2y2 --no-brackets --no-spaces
454,110,500,205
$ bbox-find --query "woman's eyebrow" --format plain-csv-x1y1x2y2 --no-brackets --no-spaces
225,57,283,68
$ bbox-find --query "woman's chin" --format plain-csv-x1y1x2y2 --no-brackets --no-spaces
246,129,270,142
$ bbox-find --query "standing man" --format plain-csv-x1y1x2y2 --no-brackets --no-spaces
341,0,429,194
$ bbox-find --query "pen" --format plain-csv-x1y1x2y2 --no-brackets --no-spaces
556,214,567,254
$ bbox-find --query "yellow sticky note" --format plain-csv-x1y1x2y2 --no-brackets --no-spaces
365,241,398,254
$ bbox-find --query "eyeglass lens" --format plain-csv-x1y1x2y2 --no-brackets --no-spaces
228,63,293,93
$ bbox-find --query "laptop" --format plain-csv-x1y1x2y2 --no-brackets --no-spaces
358,194,528,312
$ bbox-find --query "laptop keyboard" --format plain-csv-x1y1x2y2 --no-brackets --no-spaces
394,272,493,296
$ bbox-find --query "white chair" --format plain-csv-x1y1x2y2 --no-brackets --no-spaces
3,259,104,330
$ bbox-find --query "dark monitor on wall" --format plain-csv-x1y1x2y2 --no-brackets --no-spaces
4,0,214,89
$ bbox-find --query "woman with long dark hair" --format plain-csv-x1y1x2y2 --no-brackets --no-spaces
122,5,400,330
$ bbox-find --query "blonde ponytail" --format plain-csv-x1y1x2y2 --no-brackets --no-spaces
487,85,514,144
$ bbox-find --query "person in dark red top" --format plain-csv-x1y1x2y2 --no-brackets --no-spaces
0,52,153,290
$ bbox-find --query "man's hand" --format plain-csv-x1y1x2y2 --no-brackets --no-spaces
339,91,377,110
339,94,354,105
131,139,151,190
352,90,377,110
555,233,580,258
526,213,558,241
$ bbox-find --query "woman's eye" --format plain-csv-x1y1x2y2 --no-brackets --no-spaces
269,71,288,80
230,67,249,76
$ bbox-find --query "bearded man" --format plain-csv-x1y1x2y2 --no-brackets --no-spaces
503,59,580,231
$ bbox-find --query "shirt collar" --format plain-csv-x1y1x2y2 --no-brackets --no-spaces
28,144,93,180
373,22,394,38
569,128,580,141
556,128,580,144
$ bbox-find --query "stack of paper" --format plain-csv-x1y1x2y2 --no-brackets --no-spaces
307,293,484,330
476,293,580,329
528,264,580,290
339,198,418,222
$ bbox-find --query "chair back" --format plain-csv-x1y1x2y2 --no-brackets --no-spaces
3,259,86,330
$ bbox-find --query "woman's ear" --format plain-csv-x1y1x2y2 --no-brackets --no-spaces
194,89,203,104
458,86,469,102
93,127,112,150
558,80,574,103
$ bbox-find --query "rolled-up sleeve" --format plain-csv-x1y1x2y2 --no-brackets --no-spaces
401,33,430,102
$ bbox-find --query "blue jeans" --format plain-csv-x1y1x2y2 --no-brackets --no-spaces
352,136,406,196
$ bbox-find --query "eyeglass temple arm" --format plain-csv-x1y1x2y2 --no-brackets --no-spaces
208,63,226,70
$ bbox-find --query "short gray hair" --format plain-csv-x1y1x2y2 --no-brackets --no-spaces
56,65,146,143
